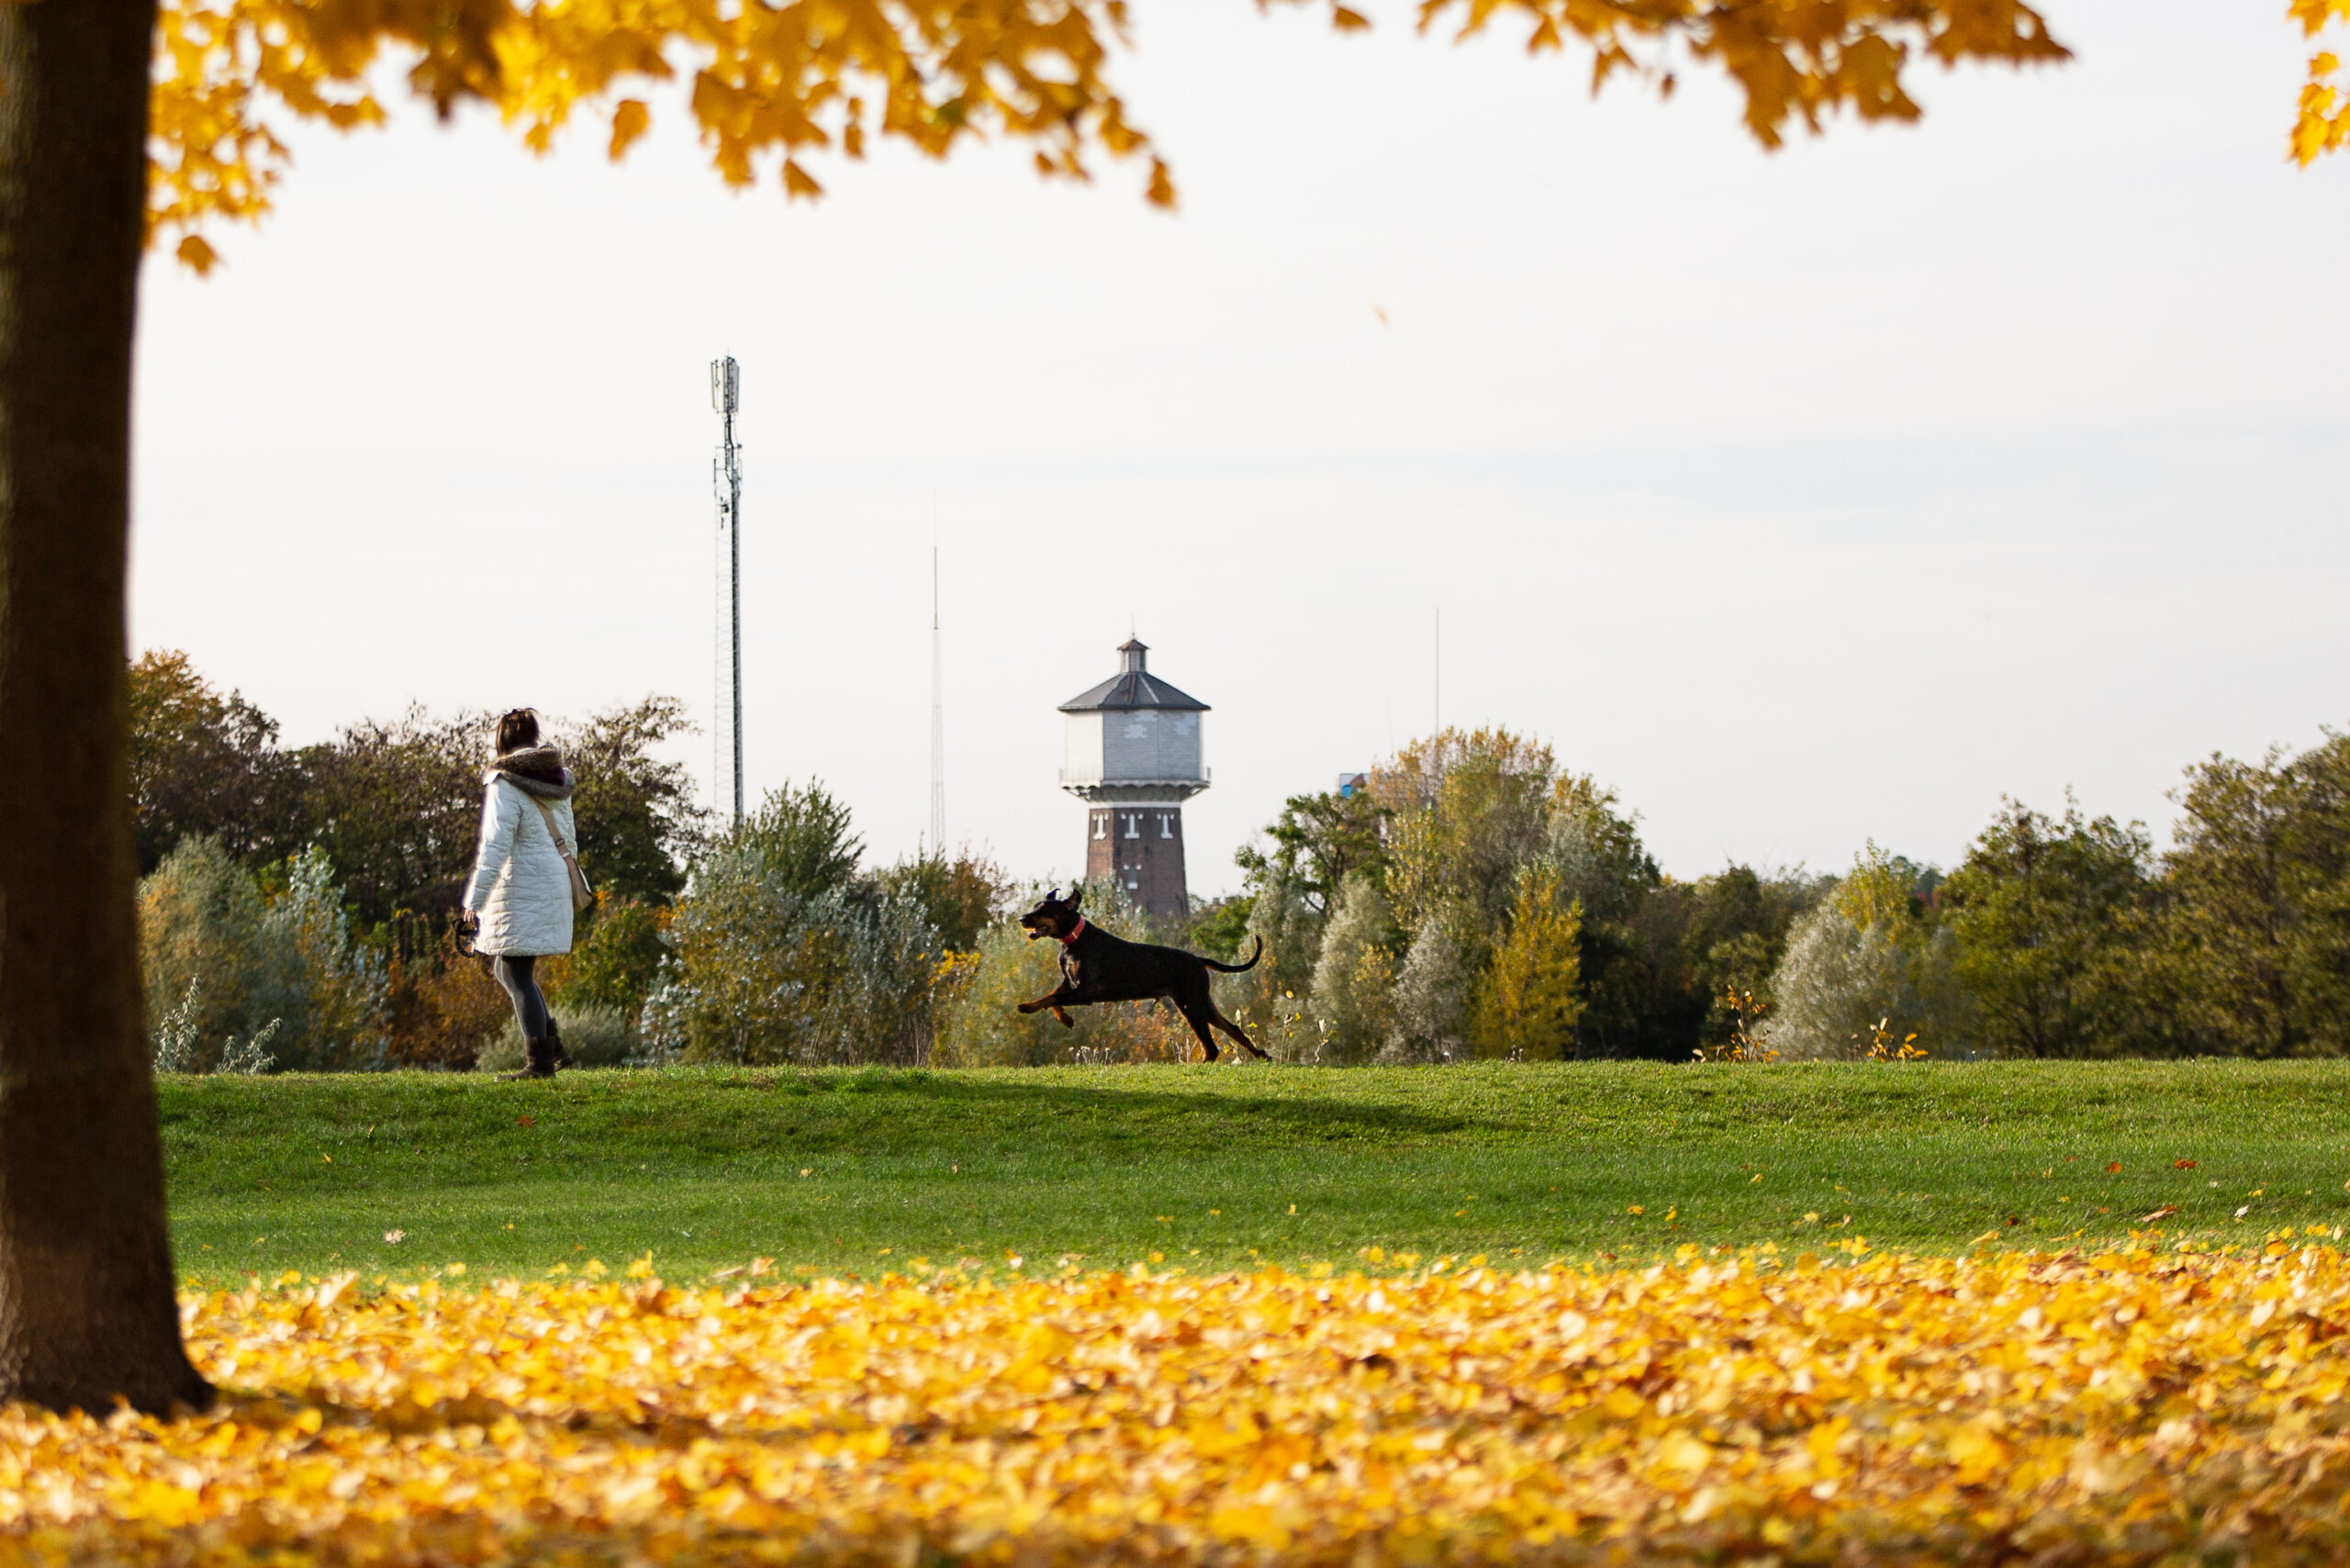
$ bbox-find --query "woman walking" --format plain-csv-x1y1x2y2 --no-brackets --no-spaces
463,708,581,1079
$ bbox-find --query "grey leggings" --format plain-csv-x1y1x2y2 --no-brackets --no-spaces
492,955,551,1040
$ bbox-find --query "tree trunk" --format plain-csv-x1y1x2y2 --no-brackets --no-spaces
0,0,210,1415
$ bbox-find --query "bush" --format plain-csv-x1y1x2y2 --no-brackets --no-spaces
639,796,941,1065
1309,873,1396,1064
140,838,387,1071
1759,846,1970,1060
384,917,511,1070
559,895,669,1022
477,1002,638,1072
1382,916,1472,1063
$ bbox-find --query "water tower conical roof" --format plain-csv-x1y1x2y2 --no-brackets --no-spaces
1058,637,1208,713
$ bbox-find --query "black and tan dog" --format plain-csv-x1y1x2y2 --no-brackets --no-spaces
1016,885,1270,1061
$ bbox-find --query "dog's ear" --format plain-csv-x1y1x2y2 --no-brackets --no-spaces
1045,885,1061,907
1067,881,1084,912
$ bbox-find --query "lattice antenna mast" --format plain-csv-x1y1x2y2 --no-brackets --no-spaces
711,356,744,827
929,514,946,853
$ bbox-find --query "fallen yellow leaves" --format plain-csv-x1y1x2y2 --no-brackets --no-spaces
6,1246,2350,1562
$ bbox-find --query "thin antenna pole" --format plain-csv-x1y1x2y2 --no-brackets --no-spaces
711,356,744,827
930,498,946,854
1433,606,1440,738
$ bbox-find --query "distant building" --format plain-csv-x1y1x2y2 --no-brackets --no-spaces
1337,772,1368,799
1058,638,1209,921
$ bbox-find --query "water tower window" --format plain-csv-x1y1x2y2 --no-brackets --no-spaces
1123,813,1141,839
1158,813,1174,839
1091,812,1107,840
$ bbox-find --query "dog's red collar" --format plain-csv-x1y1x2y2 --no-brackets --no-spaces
1058,917,1087,945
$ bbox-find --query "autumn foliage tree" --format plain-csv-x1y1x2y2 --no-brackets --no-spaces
1469,868,1584,1060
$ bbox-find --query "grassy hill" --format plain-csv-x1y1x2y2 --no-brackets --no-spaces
161,1059,2350,1284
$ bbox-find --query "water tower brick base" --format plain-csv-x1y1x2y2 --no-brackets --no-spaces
1086,804,1190,923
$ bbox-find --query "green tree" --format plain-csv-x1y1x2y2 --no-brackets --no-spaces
1308,872,1400,1063
1540,774,1694,1060
1187,894,1257,964
1679,864,1830,1048
555,896,670,1024
1762,846,1966,1059
1470,869,1584,1059
2270,731,2350,1052
1234,788,1392,919
1378,728,1556,941
2164,752,2302,1057
878,846,1010,954
732,782,863,902
555,698,704,907
1942,797,2158,1058
644,857,938,1068
128,649,300,874
294,706,483,926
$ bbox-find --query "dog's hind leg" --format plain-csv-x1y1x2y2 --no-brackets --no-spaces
1175,1002,1221,1064
1208,1005,1270,1060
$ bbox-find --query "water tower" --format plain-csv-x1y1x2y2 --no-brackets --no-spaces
1058,637,1209,921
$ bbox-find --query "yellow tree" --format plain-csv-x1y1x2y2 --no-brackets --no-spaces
0,0,2241,1415
1471,869,1584,1060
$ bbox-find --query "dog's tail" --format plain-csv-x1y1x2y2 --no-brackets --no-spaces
1202,935,1264,974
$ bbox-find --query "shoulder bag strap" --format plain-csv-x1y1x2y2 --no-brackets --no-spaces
527,795,576,861
528,794,594,910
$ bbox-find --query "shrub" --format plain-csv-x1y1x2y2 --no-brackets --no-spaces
1382,915,1472,1063
140,838,387,1070
1309,873,1397,1064
878,846,1010,954
558,895,669,1022
1469,868,1583,1059
1759,846,1969,1060
477,1002,638,1072
151,979,281,1074
639,827,940,1067
384,917,511,1070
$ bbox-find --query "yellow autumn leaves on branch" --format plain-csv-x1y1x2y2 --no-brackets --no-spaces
136,2,2350,275
146,0,2087,273
2294,0,2350,161
7,1245,2350,1562
146,0,1169,272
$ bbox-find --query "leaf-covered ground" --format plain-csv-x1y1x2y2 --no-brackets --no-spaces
7,1246,2350,1563
161,1061,2350,1282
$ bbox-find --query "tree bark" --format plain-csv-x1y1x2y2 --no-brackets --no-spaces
0,0,210,1414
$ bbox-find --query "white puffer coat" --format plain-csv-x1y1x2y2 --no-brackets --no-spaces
463,752,579,958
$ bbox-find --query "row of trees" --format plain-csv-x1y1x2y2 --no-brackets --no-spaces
1220,729,1827,1063
138,652,2350,1068
1771,736,2350,1060
133,652,1006,1071
1218,725,2350,1064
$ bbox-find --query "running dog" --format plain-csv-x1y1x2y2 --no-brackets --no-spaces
1015,884,1270,1061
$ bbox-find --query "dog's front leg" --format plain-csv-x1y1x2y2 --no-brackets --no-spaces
1051,1006,1073,1027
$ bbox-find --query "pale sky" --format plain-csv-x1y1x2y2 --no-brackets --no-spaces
131,1,2350,899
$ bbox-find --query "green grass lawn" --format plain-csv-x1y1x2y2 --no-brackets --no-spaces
161,1059,2350,1284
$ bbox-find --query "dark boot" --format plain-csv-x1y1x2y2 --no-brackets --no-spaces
545,1016,572,1070
501,1036,558,1080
